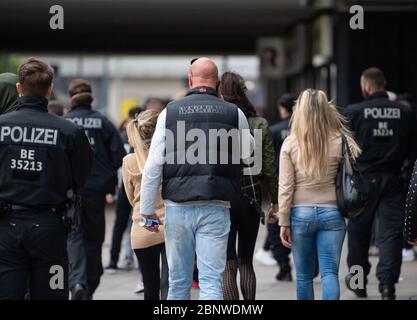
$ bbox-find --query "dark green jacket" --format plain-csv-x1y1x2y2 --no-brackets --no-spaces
248,116,278,204
0,73,18,115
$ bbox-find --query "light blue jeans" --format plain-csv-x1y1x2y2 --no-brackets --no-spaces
164,204,231,300
291,206,346,300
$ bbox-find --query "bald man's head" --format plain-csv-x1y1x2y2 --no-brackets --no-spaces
188,57,219,89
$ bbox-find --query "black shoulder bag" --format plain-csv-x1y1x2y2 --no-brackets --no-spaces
336,135,368,219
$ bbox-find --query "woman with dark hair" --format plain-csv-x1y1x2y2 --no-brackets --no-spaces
219,72,278,300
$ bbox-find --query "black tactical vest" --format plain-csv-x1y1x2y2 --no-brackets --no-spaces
162,87,241,202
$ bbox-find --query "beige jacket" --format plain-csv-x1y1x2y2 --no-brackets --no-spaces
278,133,346,227
122,153,165,249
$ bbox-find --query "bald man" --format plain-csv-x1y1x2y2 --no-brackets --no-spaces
139,57,253,300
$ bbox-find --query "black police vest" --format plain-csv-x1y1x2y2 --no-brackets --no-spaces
65,105,126,194
344,91,417,175
162,87,242,202
0,96,93,209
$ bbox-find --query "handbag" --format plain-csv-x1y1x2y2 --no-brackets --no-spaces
404,159,417,242
335,135,368,219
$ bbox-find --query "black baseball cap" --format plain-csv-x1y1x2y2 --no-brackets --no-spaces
279,93,297,113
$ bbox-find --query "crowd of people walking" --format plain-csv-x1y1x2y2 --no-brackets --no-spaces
0,56,416,300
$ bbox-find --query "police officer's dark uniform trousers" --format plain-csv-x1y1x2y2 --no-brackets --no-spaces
344,91,417,297
0,97,93,300
65,104,125,297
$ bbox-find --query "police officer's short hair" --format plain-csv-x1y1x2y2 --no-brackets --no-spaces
17,57,54,96
362,67,386,90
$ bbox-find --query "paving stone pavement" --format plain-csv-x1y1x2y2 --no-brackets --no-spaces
94,206,417,300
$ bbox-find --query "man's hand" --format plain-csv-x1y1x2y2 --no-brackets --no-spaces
141,213,160,233
105,193,114,204
280,226,292,248
267,203,278,224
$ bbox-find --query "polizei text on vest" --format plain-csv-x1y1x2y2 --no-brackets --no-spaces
0,126,58,145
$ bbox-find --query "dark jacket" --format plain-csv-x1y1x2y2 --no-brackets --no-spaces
65,104,126,194
404,159,417,241
344,91,417,175
0,96,93,208
270,117,290,175
245,116,278,204
162,86,241,203
0,73,18,115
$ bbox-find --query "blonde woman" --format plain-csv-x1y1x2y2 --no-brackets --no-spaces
122,110,168,300
277,89,360,300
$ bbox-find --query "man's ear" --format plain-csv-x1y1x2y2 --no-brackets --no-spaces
188,73,193,89
366,83,373,95
47,83,54,97
16,82,23,96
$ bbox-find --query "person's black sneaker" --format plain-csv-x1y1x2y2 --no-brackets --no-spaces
104,262,119,274
276,269,292,281
276,263,293,282
71,284,88,300
379,283,396,300
345,273,367,298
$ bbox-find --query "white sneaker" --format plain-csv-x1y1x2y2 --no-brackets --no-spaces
254,249,277,266
402,248,416,262
134,281,145,294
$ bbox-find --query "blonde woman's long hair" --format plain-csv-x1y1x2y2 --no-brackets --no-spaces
290,89,361,180
126,109,160,172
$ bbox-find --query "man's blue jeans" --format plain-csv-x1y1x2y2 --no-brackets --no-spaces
164,204,231,300
291,206,346,300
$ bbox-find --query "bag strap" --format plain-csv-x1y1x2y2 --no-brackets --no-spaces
341,134,368,194
341,134,355,164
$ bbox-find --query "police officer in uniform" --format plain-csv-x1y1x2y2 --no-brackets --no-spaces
344,68,417,300
65,79,125,299
0,58,93,300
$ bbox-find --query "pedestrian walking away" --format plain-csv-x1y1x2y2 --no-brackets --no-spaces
65,79,126,299
0,58,93,300
139,57,254,300
343,68,417,300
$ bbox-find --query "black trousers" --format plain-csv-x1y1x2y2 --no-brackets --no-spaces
347,174,404,285
134,243,168,300
109,185,132,265
0,210,68,300
68,193,106,296
227,196,260,260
